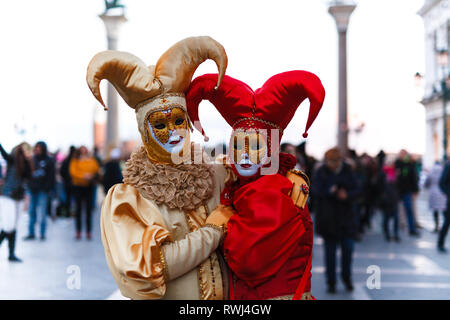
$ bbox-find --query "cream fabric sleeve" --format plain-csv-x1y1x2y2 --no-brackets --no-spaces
100,183,172,300
161,225,223,281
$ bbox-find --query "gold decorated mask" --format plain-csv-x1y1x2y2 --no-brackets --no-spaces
147,107,188,144
230,130,268,177
143,105,191,164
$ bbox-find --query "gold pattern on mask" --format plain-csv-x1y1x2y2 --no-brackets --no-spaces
231,131,267,164
143,106,191,165
147,107,188,144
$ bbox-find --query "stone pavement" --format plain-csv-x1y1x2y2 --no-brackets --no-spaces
0,203,117,299
0,191,449,300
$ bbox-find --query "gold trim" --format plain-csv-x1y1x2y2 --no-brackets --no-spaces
135,92,186,113
267,294,294,300
204,223,224,235
159,246,169,282
144,104,186,116
209,256,217,299
232,116,282,132
198,261,207,300
288,169,310,187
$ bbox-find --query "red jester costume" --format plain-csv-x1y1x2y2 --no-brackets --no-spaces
186,71,325,300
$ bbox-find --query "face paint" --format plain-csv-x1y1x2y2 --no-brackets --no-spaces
230,130,268,177
146,107,188,155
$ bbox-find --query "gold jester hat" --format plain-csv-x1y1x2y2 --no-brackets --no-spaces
86,36,228,164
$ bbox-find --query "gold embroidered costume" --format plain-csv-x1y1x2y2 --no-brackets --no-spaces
86,36,232,299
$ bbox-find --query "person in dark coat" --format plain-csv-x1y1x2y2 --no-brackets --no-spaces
312,147,360,294
0,143,31,261
101,147,123,195
377,157,401,242
59,146,76,217
24,141,55,241
361,155,380,232
395,150,420,237
438,161,450,253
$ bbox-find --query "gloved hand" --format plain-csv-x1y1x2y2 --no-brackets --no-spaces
205,204,235,229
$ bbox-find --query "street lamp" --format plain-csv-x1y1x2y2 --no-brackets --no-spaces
437,48,449,161
328,0,357,155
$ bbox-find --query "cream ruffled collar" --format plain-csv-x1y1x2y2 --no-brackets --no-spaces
122,145,215,211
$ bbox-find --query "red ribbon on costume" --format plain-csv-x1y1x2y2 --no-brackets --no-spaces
292,250,315,300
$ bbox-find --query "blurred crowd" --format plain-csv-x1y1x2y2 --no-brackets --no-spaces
0,141,127,262
281,142,450,294
1,139,449,297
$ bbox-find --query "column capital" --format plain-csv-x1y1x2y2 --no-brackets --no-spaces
328,3,356,33
99,14,127,39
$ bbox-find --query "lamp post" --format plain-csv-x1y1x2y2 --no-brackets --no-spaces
437,49,449,161
328,0,356,155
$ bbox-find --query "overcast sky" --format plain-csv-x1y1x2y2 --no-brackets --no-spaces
0,0,426,159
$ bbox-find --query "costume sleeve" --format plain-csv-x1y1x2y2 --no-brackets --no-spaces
224,174,306,288
161,225,222,280
100,183,172,300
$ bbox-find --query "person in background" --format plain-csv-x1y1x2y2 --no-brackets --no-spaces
347,150,365,241
69,146,100,240
359,154,379,234
24,141,55,241
411,156,423,230
280,143,300,169
59,146,76,217
101,147,123,195
395,150,420,237
91,146,103,211
424,161,447,233
312,147,359,294
438,161,450,253
46,149,58,222
0,143,31,262
378,156,400,242
295,141,316,179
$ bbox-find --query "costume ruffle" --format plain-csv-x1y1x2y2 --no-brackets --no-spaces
122,144,215,211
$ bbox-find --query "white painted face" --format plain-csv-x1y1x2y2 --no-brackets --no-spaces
234,151,268,177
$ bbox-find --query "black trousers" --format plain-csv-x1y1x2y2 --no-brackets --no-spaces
0,230,18,258
438,209,450,248
73,185,93,233
324,237,354,286
63,181,73,212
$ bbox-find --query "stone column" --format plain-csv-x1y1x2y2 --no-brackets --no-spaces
328,2,356,154
99,13,127,149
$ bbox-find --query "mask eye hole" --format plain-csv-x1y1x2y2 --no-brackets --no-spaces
250,139,261,151
175,118,185,126
233,137,243,150
154,123,166,130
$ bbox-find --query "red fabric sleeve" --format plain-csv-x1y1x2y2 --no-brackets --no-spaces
224,174,306,288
